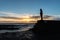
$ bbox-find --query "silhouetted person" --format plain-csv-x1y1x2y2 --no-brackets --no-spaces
40,9,43,20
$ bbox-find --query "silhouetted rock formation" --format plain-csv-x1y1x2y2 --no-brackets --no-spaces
32,20,60,40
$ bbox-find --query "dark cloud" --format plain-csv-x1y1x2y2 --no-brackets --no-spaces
30,15,53,19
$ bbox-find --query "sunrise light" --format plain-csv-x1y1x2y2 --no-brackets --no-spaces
0,15,54,23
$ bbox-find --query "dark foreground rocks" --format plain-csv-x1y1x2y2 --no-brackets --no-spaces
0,30,34,40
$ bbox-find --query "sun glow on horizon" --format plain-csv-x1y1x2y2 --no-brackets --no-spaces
0,15,55,23
0,16,38,23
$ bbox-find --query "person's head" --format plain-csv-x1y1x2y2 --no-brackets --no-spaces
40,9,42,12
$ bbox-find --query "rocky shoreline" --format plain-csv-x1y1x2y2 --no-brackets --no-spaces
0,30,34,40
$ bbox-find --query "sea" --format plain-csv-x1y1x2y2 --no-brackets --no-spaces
0,23,35,33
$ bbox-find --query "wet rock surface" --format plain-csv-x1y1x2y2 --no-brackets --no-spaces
0,30,34,40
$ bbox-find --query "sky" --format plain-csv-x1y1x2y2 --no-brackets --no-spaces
0,0,60,17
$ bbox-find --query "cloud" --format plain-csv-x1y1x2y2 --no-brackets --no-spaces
52,17,60,20
0,11,60,23
0,11,36,18
0,11,21,18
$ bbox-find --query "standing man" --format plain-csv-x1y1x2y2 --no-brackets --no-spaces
40,9,43,20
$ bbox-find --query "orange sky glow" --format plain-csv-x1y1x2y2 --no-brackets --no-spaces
0,16,54,23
